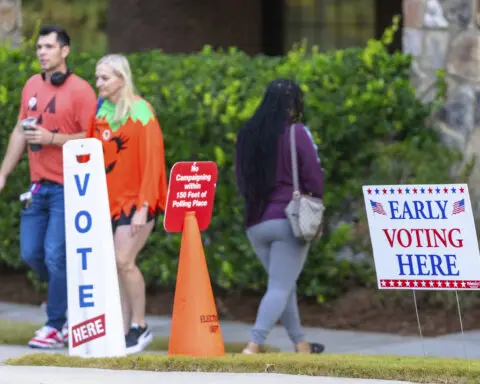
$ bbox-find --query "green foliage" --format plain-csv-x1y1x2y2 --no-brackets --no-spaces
0,18,468,302
22,0,108,54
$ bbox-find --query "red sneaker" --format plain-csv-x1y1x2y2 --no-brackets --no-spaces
28,326,64,349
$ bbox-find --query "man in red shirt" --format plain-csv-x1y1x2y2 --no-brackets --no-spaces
0,25,97,349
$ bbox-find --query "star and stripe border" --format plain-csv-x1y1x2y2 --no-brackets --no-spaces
365,185,466,196
379,279,480,290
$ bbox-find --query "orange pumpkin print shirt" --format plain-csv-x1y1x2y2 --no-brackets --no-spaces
86,97,168,221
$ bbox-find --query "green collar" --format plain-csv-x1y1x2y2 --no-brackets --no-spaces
97,98,154,131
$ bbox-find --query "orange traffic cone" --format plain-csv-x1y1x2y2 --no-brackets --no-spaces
168,211,226,357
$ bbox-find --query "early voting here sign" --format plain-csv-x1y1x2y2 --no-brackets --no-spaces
362,184,480,290
63,138,126,358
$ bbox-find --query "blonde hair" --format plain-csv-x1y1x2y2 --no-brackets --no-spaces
96,54,136,123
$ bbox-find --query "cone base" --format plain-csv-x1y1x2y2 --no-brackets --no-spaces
167,211,225,357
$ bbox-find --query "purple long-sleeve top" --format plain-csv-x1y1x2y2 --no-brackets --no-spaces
235,123,324,228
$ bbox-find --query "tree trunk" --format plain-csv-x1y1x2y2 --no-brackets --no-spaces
0,0,22,48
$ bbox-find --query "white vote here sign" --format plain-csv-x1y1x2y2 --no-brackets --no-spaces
362,184,480,290
63,138,126,357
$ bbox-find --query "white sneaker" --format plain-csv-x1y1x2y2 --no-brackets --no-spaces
28,325,64,349
125,324,153,355
39,301,68,344
62,322,68,344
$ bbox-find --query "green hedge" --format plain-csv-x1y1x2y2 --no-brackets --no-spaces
0,19,467,302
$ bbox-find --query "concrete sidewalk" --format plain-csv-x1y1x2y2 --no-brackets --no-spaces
0,301,478,358
0,366,419,384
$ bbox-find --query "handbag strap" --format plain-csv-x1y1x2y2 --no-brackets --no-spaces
289,124,300,196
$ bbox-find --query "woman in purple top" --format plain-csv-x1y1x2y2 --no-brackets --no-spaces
235,79,325,354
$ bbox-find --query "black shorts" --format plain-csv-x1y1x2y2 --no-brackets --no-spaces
111,205,159,234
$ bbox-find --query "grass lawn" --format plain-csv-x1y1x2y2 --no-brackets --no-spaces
6,352,480,383
0,319,279,353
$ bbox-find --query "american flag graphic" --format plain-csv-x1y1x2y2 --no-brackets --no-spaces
370,200,386,216
452,199,465,215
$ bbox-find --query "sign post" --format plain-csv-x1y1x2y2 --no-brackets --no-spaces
63,138,126,358
164,161,225,357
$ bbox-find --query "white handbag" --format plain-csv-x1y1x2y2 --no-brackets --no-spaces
285,124,325,242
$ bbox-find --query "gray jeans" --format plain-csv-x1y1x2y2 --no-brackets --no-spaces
246,219,310,345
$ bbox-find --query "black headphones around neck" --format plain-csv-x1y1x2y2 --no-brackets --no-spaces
41,67,72,87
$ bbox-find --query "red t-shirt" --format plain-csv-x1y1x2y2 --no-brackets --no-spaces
18,73,97,184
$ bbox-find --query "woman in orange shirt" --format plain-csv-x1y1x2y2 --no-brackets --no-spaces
86,54,168,355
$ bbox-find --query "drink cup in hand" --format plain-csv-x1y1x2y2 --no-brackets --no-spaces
21,117,42,152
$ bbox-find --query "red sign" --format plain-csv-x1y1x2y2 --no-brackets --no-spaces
164,161,218,232
71,314,106,348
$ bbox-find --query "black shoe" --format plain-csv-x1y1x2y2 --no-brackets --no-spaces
310,342,325,353
125,324,153,355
